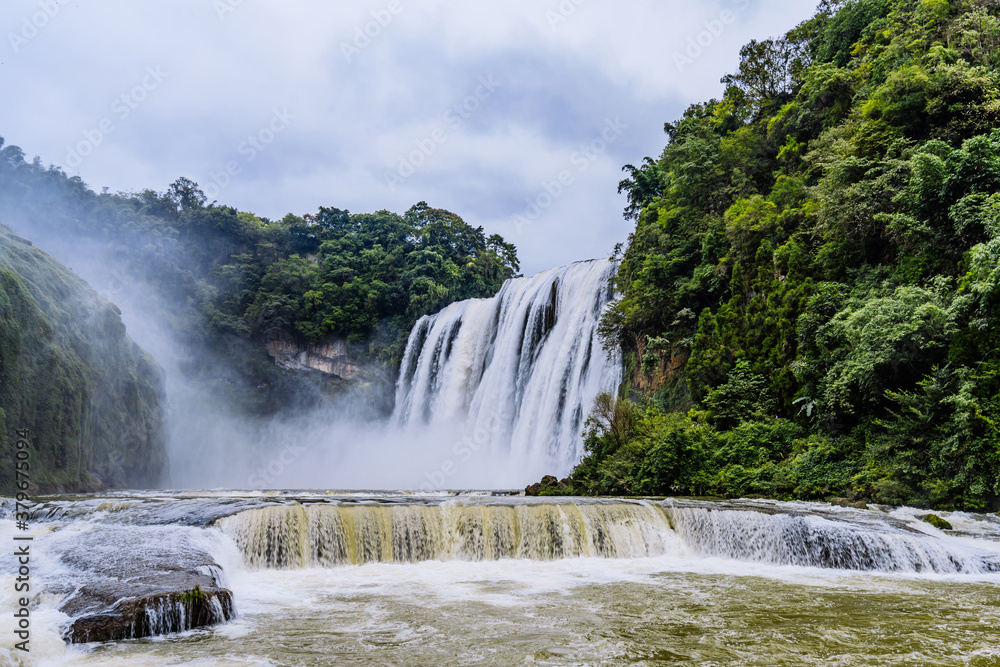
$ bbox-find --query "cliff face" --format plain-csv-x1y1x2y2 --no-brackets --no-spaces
265,338,362,380
0,225,167,493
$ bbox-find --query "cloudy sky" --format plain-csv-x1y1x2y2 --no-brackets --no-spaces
1,0,818,276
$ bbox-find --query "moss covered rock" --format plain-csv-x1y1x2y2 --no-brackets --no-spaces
0,225,166,493
922,513,953,530
830,497,868,510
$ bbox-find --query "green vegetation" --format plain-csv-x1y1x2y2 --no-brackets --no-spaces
0,145,519,416
0,131,518,490
922,513,953,529
575,0,1000,510
0,225,166,493
178,585,207,607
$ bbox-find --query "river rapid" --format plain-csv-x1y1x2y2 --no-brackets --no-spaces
2,491,999,666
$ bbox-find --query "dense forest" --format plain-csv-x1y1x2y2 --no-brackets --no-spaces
558,0,1000,510
0,149,519,416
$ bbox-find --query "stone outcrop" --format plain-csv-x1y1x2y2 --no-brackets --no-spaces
52,525,237,643
830,498,869,510
66,582,234,644
525,475,572,496
265,337,362,380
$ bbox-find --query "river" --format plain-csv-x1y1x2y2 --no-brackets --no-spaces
2,491,999,666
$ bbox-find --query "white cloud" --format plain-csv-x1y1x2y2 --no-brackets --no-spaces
0,0,819,275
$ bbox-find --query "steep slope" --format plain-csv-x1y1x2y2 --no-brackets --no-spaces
0,224,166,493
571,0,1000,509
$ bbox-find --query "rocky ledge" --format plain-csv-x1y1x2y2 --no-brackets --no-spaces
265,337,362,380
50,526,237,643
65,582,234,644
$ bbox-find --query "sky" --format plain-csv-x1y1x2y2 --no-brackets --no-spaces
0,0,819,276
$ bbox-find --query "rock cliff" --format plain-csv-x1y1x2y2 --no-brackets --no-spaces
265,337,362,380
0,224,167,493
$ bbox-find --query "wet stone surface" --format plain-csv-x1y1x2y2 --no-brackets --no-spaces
46,525,236,643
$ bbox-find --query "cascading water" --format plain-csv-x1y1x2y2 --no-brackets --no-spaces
662,504,995,573
393,258,622,478
212,497,1000,575
215,501,681,568
7,492,1000,665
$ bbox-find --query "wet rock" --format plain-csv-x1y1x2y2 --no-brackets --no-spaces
830,498,868,510
48,526,237,643
921,513,953,530
524,483,541,496
67,585,234,644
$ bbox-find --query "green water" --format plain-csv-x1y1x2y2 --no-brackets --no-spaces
62,561,1000,666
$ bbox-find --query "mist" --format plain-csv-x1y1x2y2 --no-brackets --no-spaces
0,161,404,489
0,155,618,490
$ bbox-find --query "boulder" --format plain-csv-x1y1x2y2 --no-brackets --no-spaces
921,513,953,530
830,497,868,510
67,585,234,644
49,525,237,643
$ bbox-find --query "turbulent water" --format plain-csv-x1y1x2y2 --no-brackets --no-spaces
393,258,622,478
3,492,1000,666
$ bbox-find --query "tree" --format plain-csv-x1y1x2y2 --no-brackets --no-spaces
167,177,206,211
721,38,802,116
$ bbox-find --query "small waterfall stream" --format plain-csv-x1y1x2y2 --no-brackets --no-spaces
215,501,680,567
664,505,992,573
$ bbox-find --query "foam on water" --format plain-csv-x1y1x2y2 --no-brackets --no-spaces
5,493,1000,666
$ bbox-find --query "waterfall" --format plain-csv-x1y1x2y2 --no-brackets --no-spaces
392,258,622,477
215,501,682,567
663,506,991,574
140,594,233,639
215,500,1000,574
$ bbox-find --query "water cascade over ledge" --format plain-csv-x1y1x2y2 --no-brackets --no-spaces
392,258,623,478
216,501,680,567
8,492,1000,659
214,498,1000,574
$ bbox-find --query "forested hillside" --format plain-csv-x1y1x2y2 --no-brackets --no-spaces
570,0,1000,509
0,146,519,416
0,225,166,493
